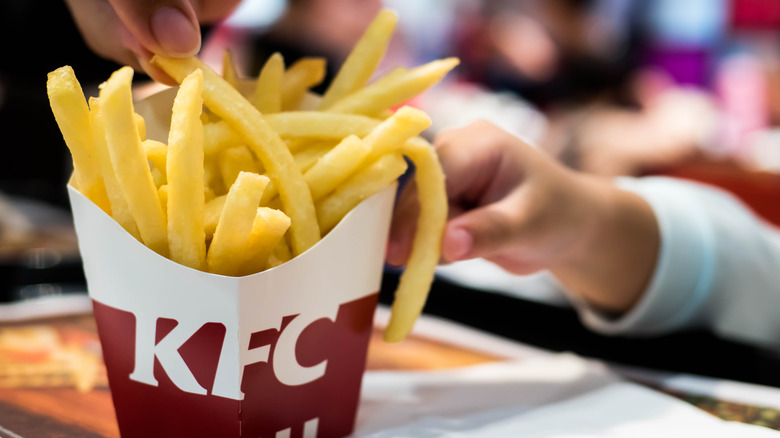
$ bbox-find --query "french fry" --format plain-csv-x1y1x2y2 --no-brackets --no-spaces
204,157,227,197
47,66,110,212
304,135,370,201
167,69,207,271
222,50,239,88
260,141,332,205
134,113,147,141
207,171,270,275
285,138,311,154
87,97,140,240
270,106,427,210
327,58,460,116
265,238,293,269
203,120,242,154
383,137,447,342
238,208,291,276
266,112,380,140
204,194,227,239
99,66,168,256
281,57,327,111
316,153,408,233
150,166,165,188
152,55,321,256
143,139,168,178
359,106,431,164
218,145,262,190
158,184,168,223
253,52,284,113
318,9,397,110
293,142,333,173
203,113,380,155
204,186,216,203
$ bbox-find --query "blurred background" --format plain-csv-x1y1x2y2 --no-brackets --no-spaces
3,0,780,384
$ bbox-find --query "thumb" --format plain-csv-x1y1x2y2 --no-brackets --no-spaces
108,0,201,58
442,197,523,263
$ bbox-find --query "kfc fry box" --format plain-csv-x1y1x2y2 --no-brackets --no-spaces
67,86,397,438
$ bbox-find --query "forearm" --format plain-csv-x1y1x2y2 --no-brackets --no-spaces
566,176,780,347
550,173,660,314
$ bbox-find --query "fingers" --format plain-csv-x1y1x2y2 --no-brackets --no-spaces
387,177,470,267
389,120,565,271
65,0,140,68
386,180,418,266
107,0,201,58
434,120,535,207
389,120,536,267
442,192,526,262
65,0,243,83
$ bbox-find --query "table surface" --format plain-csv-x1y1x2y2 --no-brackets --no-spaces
0,309,778,437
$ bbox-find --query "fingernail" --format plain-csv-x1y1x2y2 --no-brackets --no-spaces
151,7,201,57
444,227,472,261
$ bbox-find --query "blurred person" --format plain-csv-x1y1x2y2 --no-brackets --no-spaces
388,120,780,351
452,0,645,110
558,69,718,176
448,0,727,178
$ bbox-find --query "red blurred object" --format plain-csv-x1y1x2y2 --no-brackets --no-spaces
730,0,780,30
646,159,780,227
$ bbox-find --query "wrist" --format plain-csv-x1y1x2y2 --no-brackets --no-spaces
548,170,611,273
550,172,660,313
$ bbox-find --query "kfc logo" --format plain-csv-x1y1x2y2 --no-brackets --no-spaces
92,292,377,438
128,307,337,398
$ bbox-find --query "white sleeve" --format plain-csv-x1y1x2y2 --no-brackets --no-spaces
573,176,780,350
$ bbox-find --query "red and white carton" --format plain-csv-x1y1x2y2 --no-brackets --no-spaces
67,87,396,438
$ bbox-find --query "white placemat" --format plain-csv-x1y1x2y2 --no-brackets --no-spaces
354,355,780,437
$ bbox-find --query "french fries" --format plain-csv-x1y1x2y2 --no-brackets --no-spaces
281,57,327,111
238,208,291,276
151,55,321,256
253,52,284,113
49,8,457,342
87,97,140,240
47,66,110,213
318,8,397,110
166,69,207,271
316,153,409,234
99,66,168,257
207,172,270,276
384,137,447,342
326,58,459,116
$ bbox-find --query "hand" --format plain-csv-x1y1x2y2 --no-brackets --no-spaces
389,120,596,274
388,120,659,313
63,0,242,83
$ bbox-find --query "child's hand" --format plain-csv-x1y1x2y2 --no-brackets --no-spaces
388,120,596,274
64,0,241,83
388,120,659,313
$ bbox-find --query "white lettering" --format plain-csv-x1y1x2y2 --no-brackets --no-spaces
273,307,337,386
129,305,337,399
303,417,319,438
273,417,319,438
129,315,207,395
